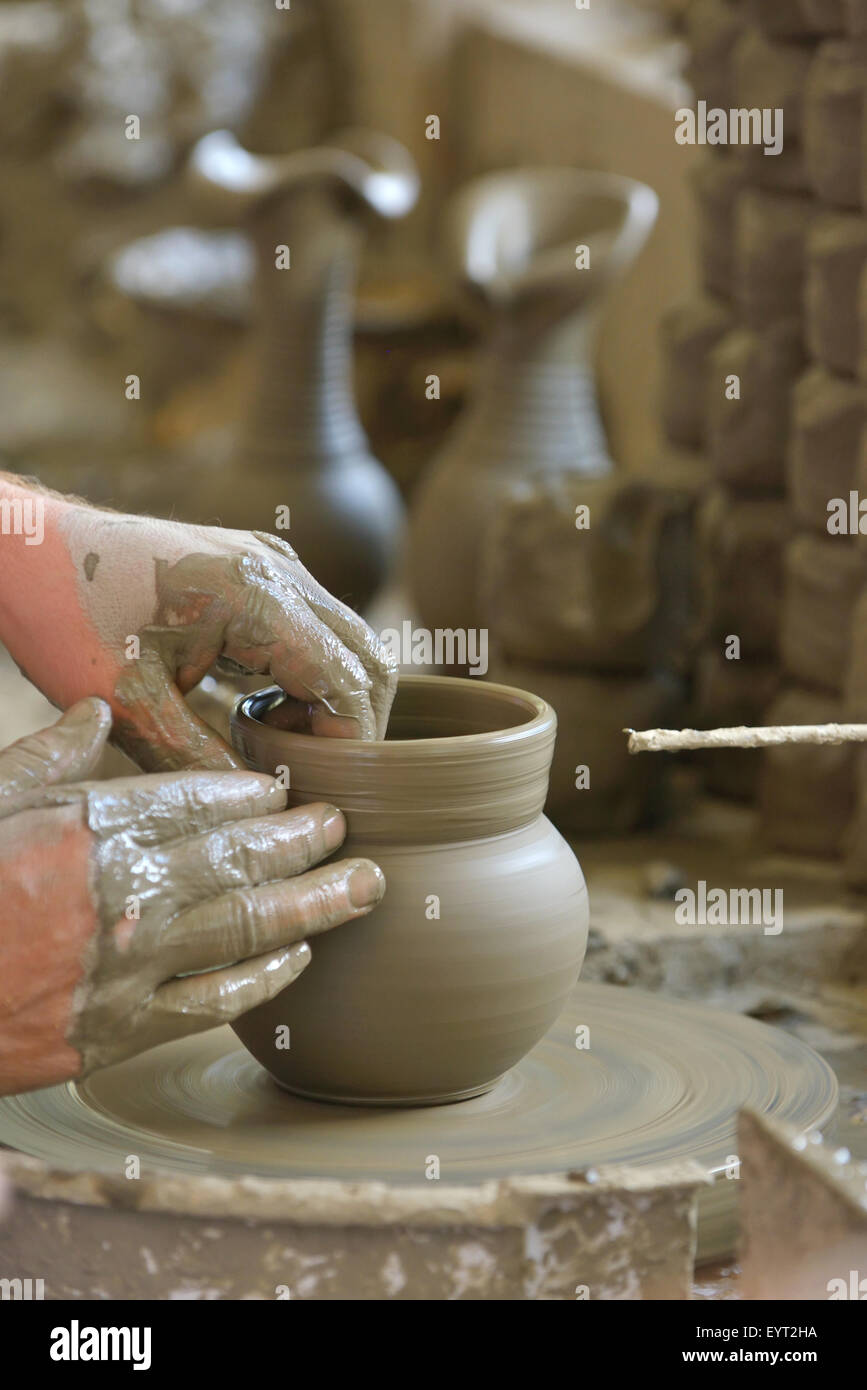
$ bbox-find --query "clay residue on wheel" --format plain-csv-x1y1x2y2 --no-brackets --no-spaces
0,986,837,1261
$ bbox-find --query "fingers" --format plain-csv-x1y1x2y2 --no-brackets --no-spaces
256,530,398,738
242,613,377,742
310,708,370,739
260,697,317,732
269,643,376,740
47,770,289,843
112,654,245,774
254,534,396,724
163,856,385,974
147,941,313,1035
161,802,348,914
261,697,365,740
298,588,398,740
0,698,112,820
242,534,381,739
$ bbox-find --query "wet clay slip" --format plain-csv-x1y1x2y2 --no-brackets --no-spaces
230,676,590,1105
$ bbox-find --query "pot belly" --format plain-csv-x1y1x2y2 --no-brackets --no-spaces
231,818,589,1106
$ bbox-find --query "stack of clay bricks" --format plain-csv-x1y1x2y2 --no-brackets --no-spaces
831,1,867,889
660,0,802,799
757,0,867,866
482,473,694,836
664,0,867,871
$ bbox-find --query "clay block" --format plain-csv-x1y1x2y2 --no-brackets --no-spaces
780,534,866,691
807,214,867,377
684,0,743,111
740,1109,867,1300
789,366,867,530
844,746,867,883
759,685,856,855
748,0,834,38
660,295,734,448
489,660,683,835
733,139,808,195
732,26,813,142
805,40,867,209
697,489,790,658
843,586,867,718
853,429,867,553
707,320,803,491
0,1157,704,1300
856,261,867,383
735,189,816,328
844,747,867,884
695,648,780,799
482,474,695,675
846,0,867,37
651,442,714,499
691,156,749,301
801,0,848,34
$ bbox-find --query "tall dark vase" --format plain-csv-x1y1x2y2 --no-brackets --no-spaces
188,129,418,612
408,170,659,634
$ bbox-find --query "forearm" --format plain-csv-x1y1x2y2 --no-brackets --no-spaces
0,472,144,712
0,473,80,697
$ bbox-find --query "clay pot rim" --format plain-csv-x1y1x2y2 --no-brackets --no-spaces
233,674,554,754
445,168,659,301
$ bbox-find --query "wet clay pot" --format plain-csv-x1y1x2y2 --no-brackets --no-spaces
187,129,418,612
488,658,683,834
408,170,659,635
230,675,589,1106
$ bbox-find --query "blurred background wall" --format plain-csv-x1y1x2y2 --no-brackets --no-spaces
0,0,694,492
0,0,694,745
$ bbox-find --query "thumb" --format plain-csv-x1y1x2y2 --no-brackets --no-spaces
112,661,243,773
0,698,112,819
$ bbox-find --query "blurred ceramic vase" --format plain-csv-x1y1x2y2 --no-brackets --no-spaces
188,129,418,612
408,169,659,634
230,675,590,1106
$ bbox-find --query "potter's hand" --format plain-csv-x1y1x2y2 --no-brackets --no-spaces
0,475,396,773
0,700,386,1094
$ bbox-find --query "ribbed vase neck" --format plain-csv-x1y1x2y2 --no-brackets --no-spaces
458,308,612,477
240,186,368,464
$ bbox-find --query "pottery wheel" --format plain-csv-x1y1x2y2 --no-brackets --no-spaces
0,985,836,1260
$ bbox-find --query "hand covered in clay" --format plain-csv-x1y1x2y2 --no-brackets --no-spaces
0,699,385,1094
0,474,396,772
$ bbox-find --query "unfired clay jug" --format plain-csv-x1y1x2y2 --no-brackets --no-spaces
188,129,418,611
230,675,589,1106
408,170,659,634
